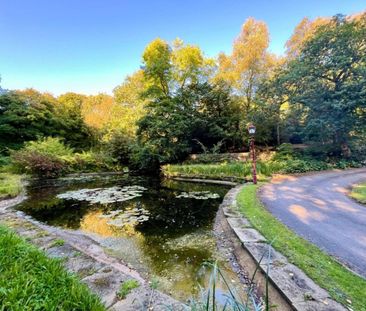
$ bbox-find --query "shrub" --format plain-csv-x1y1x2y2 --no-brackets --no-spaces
104,133,132,165
71,151,117,172
10,137,72,178
11,150,66,178
22,137,74,158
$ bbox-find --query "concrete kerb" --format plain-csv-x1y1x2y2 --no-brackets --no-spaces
221,184,347,311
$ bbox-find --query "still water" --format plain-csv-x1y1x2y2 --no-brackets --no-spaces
16,174,241,302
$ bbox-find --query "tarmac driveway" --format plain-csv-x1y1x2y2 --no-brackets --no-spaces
259,168,366,278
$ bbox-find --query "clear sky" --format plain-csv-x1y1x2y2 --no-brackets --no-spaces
1,0,365,96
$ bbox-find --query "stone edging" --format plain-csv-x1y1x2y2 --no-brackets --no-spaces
221,185,347,311
171,177,239,186
0,193,184,311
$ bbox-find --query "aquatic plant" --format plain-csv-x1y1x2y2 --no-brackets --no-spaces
57,185,147,204
176,191,220,200
100,206,150,227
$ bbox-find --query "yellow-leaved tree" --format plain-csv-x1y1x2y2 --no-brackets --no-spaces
215,18,277,113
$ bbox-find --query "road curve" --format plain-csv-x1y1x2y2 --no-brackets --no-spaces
259,168,366,278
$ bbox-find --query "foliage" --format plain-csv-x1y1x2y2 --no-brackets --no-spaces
0,226,105,310
349,182,366,204
70,150,118,172
270,14,366,157
12,150,67,178
103,132,133,165
237,184,366,310
10,137,118,178
116,279,140,300
162,161,274,182
0,173,23,199
112,70,147,138
215,18,278,113
137,82,242,168
0,90,94,155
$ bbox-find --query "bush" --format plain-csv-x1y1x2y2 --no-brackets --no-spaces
70,151,118,172
21,137,74,158
10,137,120,178
11,150,66,178
103,133,132,165
10,137,72,178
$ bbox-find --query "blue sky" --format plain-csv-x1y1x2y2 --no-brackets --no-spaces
1,0,365,95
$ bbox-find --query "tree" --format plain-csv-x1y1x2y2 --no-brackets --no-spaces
56,92,95,150
285,17,330,59
0,91,57,152
112,70,147,139
280,14,366,156
136,82,241,168
215,18,276,113
142,38,172,98
142,38,214,98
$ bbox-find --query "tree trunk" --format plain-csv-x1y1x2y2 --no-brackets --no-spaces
276,123,281,146
341,142,351,158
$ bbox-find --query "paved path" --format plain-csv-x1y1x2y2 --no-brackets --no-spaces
259,168,366,278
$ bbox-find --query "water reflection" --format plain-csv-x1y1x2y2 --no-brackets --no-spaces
16,175,240,301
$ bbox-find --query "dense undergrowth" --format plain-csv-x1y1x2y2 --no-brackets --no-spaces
0,173,23,199
4,137,120,178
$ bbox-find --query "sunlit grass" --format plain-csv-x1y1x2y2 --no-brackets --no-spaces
350,182,366,204
162,161,280,182
0,173,23,200
0,225,105,310
237,184,366,310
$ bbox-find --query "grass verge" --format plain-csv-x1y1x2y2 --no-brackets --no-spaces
350,182,366,204
237,184,366,311
0,173,23,200
0,225,105,310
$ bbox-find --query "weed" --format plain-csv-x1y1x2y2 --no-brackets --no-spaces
117,279,140,299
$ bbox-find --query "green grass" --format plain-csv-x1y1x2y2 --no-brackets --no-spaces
162,161,279,182
237,184,366,311
117,279,140,299
0,225,105,310
51,239,66,247
0,173,23,200
350,182,366,204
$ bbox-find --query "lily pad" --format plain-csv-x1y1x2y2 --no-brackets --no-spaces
56,185,147,204
176,191,220,200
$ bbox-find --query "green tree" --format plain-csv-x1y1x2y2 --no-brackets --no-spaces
136,82,241,169
0,90,60,153
279,14,366,156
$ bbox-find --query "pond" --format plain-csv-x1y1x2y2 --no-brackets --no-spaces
16,174,242,302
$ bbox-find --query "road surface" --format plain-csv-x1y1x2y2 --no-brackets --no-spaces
259,168,366,278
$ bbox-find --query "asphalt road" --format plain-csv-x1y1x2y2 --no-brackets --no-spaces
259,168,366,278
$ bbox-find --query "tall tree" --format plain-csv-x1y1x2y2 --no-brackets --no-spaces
285,17,330,59
112,70,147,139
281,14,366,156
215,18,276,113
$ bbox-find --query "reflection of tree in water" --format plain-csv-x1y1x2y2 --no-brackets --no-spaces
16,176,230,301
135,193,220,236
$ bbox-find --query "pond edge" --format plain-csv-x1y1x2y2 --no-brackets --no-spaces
220,184,347,311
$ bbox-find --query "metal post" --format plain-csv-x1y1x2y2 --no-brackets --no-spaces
250,137,257,184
